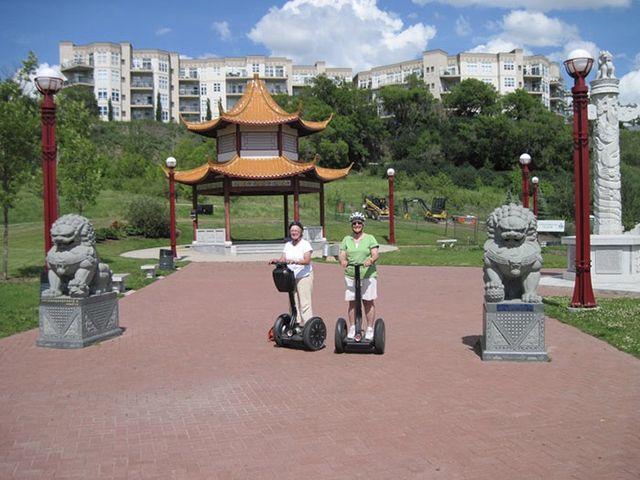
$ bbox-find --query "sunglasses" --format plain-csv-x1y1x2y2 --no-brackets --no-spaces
351,221,363,226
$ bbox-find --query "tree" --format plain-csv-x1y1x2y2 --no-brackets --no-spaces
57,84,99,117
443,79,499,117
205,98,212,121
57,99,102,215
107,99,113,121
0,58,39,279
155,92,162,122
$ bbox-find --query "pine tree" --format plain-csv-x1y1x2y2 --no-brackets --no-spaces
107,99,113,121
155,93,162,122
205,98,212,121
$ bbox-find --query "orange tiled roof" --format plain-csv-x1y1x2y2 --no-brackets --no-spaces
169,156,352,183
183,75,332,137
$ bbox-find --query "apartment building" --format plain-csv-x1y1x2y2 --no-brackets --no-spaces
354,49,566,114
60,42,352,123
60,41,564,123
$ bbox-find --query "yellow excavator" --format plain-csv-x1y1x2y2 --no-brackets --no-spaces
402,197,448,223
363,196,390,220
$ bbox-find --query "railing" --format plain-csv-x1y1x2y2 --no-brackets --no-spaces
179,88,199,96
130,81,153,88
61,59,94,69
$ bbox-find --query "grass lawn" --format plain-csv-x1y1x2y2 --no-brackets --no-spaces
544,297,640,359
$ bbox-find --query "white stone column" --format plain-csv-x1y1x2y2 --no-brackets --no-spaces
590,71,623,235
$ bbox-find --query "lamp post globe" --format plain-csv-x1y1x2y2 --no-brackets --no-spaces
565,49,597,309
166,157,178,258
518,153,531,208
34,67,65,261
387,168,396,244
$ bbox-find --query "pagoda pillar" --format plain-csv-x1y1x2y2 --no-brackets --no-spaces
293,177,300,221
283,194,289,237
224,177,231,242
319,182,325,238
191,185,198,242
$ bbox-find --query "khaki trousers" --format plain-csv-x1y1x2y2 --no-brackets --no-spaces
294,271,314,324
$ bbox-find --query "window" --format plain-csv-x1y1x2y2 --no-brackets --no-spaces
113,106,120,118
275,65,285,77
252,63,260,73
98,106,108,116
98,88,108,100
200,84,207,95
111,52,120,66
504,77,515,87
161,93,169,106
159,76,168,90
96,51,108,65
466,61,478,73
111,89,120,102
162,111,169,121
142,58,152,70
481,60,492,73
96,69,108,81
111,69,120,83
504,60,515,71
159,61,168,73
213,82,221,92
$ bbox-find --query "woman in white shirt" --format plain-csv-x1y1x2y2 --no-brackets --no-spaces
271,221,314,326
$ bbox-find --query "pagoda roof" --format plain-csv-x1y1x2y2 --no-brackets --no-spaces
166,155,352,184
182,75,332,137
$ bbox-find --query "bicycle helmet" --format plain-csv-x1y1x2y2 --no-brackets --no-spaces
349,212,366,224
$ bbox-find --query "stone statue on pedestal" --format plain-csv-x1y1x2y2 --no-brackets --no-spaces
481,204,547,361
37,214,121,349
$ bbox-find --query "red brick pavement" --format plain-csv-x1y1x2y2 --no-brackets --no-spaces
0,263,638,479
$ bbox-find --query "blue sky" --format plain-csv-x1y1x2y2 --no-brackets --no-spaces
1,0,639,103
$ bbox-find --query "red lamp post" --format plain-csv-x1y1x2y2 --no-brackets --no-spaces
519,153,531,209
166,156,178,258
387,168,395,244
34,68,64,258
531,176,539,217
564,49,597,309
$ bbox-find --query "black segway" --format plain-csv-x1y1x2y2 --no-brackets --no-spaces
335,263,385,354
271,262,326,351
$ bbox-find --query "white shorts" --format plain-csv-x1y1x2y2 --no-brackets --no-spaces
344,277,377,301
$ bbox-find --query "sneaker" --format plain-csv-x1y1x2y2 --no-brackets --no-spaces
365,327,374,341
347,325,356,339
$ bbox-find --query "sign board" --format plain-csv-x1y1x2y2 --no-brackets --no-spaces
537,220,565,233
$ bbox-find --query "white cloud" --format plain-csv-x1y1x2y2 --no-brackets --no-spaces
248,0,436,73
212,21,231,41
455,15,471,36
471,10,580,54
619,69,640,105
411,0,630,11
155,27,172,36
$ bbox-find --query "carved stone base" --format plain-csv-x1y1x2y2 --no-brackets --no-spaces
37,292,121,348
482,302,548,361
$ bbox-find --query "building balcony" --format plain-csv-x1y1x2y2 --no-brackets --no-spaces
131,102,154,107
179,105,200,113
130,81,154,90
179,88,200,96
61,59,94,71
64,75,94,87
226,70,250,78
131,111,154,120
131,64,153,72
179,75,199,81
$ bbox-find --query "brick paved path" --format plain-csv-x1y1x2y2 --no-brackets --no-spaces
1,263,638,479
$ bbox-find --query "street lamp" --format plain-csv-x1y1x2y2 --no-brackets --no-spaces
519,153,531,209
531,176,539,217
387,168,395,245
34,67,65,258
166,156,178,258
564,49,597,309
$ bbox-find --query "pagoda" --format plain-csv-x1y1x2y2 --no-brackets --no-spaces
168,74,351,254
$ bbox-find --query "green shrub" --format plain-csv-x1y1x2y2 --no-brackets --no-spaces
124,196,170,238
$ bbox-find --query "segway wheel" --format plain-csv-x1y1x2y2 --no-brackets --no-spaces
273,314,289,347
334,318,347,353
302,317,326,351
373,318,385,354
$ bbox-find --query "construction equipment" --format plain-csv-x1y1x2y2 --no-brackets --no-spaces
402,197,448,223
363,196,389,220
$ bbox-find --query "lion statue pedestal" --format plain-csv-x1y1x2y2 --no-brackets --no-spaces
37,214,122,349
481,205,548,361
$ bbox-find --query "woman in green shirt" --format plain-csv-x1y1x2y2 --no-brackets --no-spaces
339,212,380,341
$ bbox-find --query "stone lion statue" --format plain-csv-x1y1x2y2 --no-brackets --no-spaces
42,214,113,298
483,204,542,303
596,50,615,80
